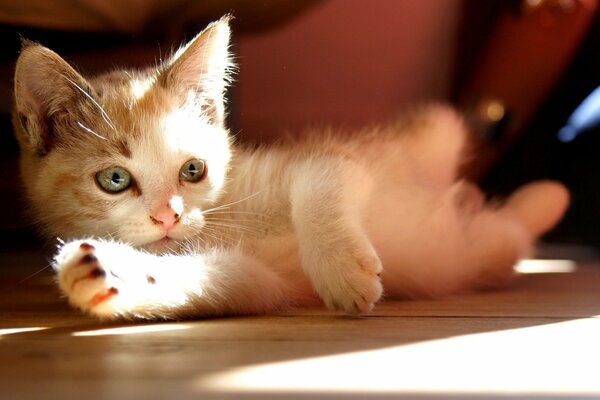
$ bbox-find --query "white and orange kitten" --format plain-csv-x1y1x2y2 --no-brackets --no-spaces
13,17,568,319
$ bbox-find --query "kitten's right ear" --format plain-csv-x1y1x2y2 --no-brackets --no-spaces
13,41,93,156
158,16,234,127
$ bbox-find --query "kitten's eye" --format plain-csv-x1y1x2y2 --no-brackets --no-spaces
95,166,132,193
179,159,206,183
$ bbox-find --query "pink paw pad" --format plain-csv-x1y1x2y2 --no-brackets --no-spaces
79,243,96,251
90,287,119,306
71,252,105,288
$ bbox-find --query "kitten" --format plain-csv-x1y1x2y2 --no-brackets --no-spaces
12,16,569,319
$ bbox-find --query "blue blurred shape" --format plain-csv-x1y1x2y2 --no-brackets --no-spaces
558,85,600,142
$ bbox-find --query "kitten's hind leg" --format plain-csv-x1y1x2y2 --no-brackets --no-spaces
449,181,567,291
55,239,287,319
378,180,568,298
453,180,569,291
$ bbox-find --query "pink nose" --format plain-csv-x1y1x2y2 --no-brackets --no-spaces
150,204,180,233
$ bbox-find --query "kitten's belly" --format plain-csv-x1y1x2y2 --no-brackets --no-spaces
246,233,316,304
364,183,440,298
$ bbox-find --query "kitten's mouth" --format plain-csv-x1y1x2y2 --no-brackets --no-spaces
144,236,180,253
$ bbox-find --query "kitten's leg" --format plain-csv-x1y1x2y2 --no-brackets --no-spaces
456,180,569,285
441,181,568,291
468,180,569,286
380,180,569,297
55,239,287,319
290,158,383,314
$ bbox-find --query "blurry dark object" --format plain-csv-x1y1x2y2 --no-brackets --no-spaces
458,0,597,181
484,6,600,247
0,0,322,38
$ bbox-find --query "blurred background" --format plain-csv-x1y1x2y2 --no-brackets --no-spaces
1,0,599,253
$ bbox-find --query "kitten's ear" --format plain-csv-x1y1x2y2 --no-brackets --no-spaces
158,16,234,126
13,41,95,156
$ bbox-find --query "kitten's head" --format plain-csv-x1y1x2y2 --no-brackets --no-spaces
13,16,234,252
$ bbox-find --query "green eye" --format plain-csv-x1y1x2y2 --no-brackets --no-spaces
179,159,206,182
95,166,132,193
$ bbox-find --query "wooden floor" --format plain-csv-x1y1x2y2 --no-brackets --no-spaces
2,247,600,399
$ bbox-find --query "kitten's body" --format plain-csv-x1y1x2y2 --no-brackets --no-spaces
13,17,569,319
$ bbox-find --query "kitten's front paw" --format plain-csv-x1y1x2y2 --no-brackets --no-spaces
55,240,122,317
312,248,384,314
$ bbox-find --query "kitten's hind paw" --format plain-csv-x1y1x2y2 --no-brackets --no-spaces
504,180,569,237
55,240,122,317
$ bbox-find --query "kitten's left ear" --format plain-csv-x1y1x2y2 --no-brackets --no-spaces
159,15,234,126
14,40,99,156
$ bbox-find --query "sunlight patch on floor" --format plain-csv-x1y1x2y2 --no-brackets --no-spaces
515,259,576,274
72,324,190,337
0,327,48,337
194,317,600,396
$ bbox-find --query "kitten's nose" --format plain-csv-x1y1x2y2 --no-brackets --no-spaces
150,204,181,233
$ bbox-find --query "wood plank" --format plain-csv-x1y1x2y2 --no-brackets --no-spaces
1,249,600,399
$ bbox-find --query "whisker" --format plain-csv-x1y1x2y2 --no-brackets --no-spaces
77,121,107,140
205,221,263,234
197,233,233,249
203,189,267,214
63,75,116,132
204,210,267,217
201,223,235,235
204,214,268,222
204,217,271,228
199,225,238,243
18,263,53,284
164,242,179,255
